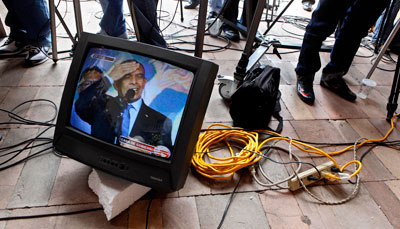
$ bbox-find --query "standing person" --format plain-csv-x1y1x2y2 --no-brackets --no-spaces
0,0,51,66
295,0,389,105
208,0,225,19
220,0,258,42
97,0,167,47
98,0,129,39
75,59,172,149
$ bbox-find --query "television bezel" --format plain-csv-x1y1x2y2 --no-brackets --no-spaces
53,32,218,191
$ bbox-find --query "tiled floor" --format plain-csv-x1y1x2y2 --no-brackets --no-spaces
1,0,400,228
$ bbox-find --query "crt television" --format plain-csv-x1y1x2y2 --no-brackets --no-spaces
53,32,218,192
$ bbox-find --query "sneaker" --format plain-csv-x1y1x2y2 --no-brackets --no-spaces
302,2,313,11
207,11,218,20
97,29,128,39
0,38,27,56
296,78,315,105
320,73,357,102
184,0,199,9
222,26,240,42
25,46,49,66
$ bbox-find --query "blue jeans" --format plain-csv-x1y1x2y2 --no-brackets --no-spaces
99,0,126,37
295,0,389,79
3,0,51,46
210,0,224,13
221,0,257,30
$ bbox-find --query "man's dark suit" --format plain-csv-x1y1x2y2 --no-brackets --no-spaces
75,78,172,149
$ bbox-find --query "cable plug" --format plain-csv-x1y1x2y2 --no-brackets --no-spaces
337,172,351,180
248,165,256,176
321,171,340,180
330,167,341,173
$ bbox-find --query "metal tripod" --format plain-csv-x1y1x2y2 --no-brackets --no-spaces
217,0,332,100
360,1,400,121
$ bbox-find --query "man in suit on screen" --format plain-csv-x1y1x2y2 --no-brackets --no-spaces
75,59,172,150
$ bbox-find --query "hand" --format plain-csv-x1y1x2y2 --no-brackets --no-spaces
107,61,141,81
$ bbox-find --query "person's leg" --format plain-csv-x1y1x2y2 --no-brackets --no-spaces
210,0,224,13
12,0,50,47
99,0,127,38
131,0,167,48
221,0,240,41
0,0,29,55
295,0,350,104
3,0,28,42
296,0,349,78
320,0,390,101
7,0,51,65
325,0,389,74
208,0,224,18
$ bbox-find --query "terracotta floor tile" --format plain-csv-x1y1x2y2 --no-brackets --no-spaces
280,85,329,120
4,206,59,229
129,199,163,229
0,186,13,209
0,87,9,104
203,86,231,123
54,203,125,229
18,60,70,87
0,128,38,186
196,192,269,228
0,86,39,128
315,85,368,119
48,158,98,205
364,181,400,228
0,59,26,87
386,180,400,200
161,197,200,229
178,169,211,197
259,190,309,229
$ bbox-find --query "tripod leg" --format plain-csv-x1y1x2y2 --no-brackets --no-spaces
387,55,400,121
48,0,58,62
180,0,184,22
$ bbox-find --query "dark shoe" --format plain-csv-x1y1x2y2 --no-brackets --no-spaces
296,78,315,105
302,2,313,11
222,26,240,42
207,11,218,19
184,0,199,9
320,73,356,102
0,38,27,57
25,45,49,66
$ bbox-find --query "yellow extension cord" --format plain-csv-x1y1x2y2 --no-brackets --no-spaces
191,113,400,180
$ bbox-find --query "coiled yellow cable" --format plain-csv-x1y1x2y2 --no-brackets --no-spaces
192,123,262,179
192,113,399,180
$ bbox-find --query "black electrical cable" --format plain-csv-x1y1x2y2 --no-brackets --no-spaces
241,145,322,179
216,170,243,229
0,141,52,158
144,190,157,229
0,207,103,221
6,99,57,126
0,146,54,172
145,198,153,229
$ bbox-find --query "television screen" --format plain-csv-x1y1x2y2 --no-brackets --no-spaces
70,47,195,159
54,33,218,191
